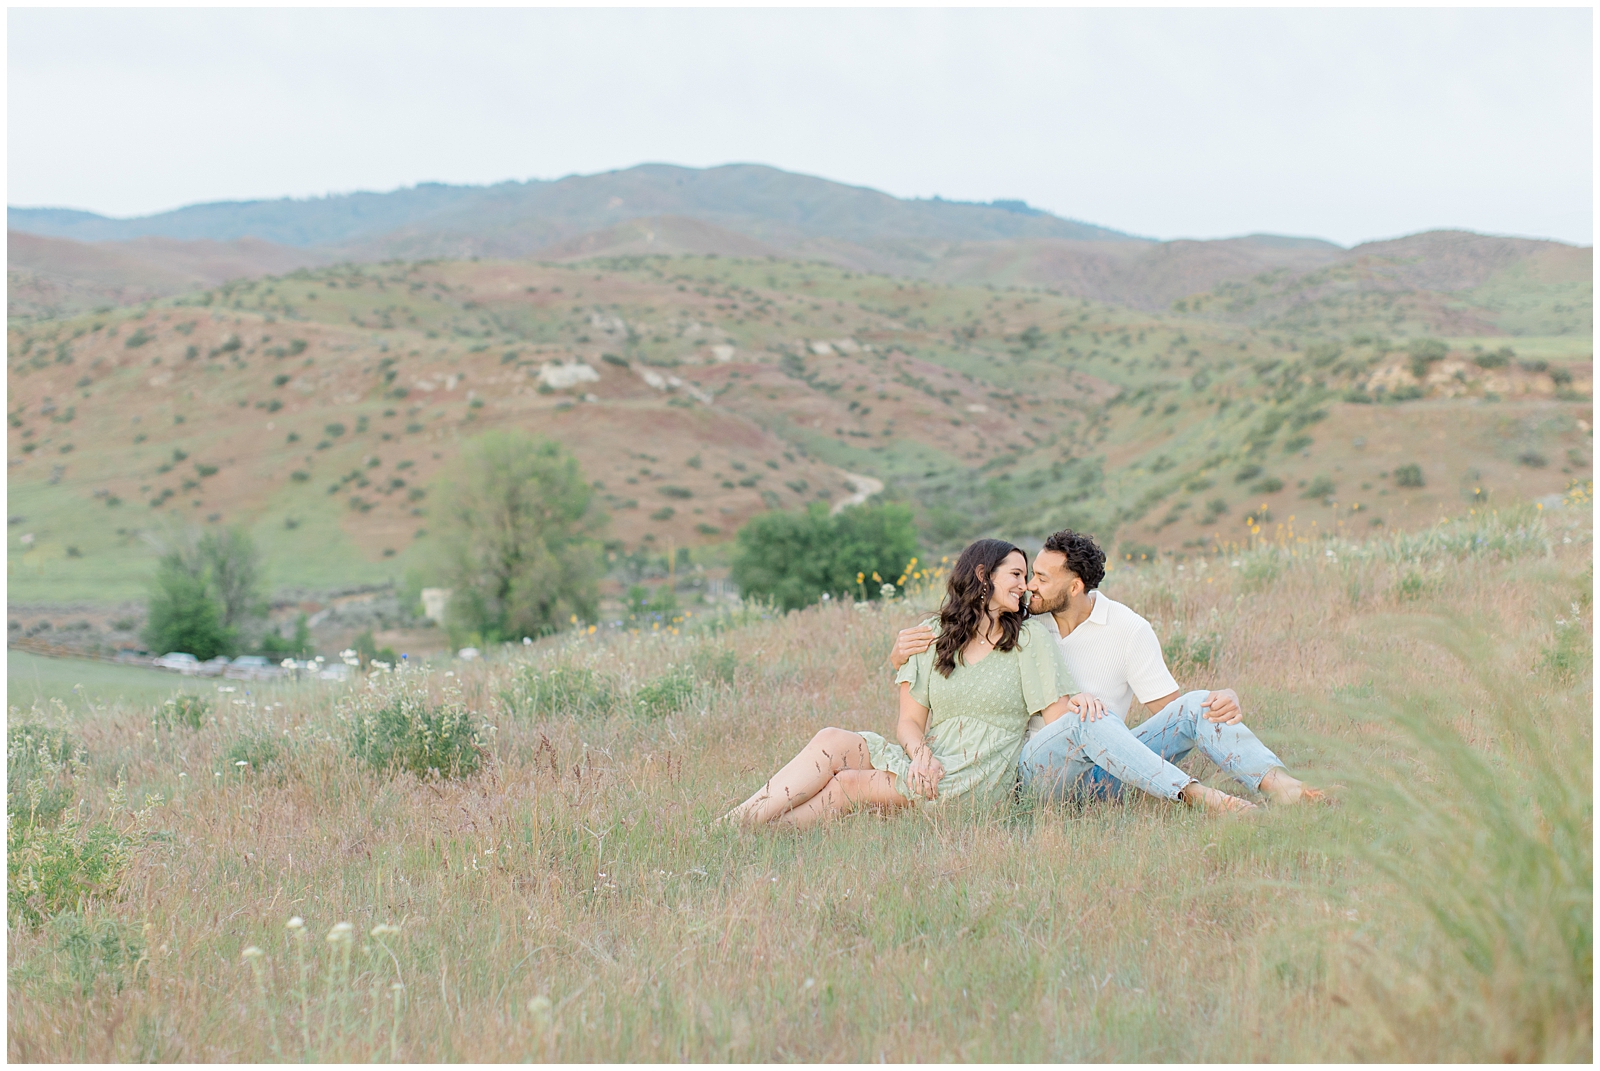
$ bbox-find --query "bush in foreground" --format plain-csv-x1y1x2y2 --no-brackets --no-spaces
344,681,482,778
500,664,617,719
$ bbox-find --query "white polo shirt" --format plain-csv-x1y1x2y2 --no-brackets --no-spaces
1024,589,1180,735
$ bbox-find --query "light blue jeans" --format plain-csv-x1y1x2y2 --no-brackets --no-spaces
1017,690,1285,803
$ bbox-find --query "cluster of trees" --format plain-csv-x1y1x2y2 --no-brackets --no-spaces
142,529,311,660
731,500,918,611
432,430,918,635
144,429,917,656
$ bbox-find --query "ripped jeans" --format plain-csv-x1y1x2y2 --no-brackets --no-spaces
1016,690,1285,803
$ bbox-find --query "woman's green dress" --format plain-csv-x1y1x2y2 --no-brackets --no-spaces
859,616,1077,805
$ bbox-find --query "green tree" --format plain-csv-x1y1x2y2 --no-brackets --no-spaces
435,430,604,643
140,527,266,659
258,613,313,659
142,562,232,659
731,502,918,611
199,528,265,632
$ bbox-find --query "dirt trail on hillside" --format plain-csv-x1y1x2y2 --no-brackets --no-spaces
832,472,884,514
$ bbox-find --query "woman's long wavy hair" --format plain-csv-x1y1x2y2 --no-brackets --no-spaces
934,538,1029,678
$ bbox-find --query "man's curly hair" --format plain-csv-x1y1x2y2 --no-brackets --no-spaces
1041,529,1106,591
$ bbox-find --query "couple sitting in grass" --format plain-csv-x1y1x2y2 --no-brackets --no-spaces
725,529,1322,829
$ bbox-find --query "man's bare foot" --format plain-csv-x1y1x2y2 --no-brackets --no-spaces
1258,768,1330,806
1180,781,1260,815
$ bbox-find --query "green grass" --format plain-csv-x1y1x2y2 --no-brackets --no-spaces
3,506,1589,1061
6,651,186,711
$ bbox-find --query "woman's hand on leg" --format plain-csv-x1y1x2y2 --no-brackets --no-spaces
907,746,944,800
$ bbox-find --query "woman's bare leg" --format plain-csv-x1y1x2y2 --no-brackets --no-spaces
723,728,876,826
773,769,910,829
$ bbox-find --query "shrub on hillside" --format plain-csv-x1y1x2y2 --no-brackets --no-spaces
1393,464,1425,488
1407,338,1449,378
634,665,698,718
501,665,617,720
42,912,145,997
1303,475,1337,499
7,803,132,928
1161,631,1221,676
690,645,739,686
345,683,481,778
7,725,82,831
731,501,917,611
1538,621,1589,683
154,694,210,732
224,732,282,774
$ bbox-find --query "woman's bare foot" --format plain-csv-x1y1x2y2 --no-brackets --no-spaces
1180,781,1260,815
1257,768,1329,806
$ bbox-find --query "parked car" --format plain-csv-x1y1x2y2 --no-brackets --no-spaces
224,655,278,681
154,652,200,673
197,655,231,678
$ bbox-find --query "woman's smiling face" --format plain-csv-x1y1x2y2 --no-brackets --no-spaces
986,550,1029,614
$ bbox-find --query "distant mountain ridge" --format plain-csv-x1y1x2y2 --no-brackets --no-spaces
7,163,1135,251
8,163,1589,332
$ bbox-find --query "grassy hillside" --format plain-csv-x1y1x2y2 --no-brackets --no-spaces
7,231,328,320
5,505,1590,1060
7,248,1591,614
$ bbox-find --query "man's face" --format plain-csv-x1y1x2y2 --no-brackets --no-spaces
1028,549,1082,615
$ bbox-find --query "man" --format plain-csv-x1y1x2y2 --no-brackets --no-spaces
889,529,1323,811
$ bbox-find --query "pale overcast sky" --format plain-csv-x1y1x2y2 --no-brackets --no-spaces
8,7,1593,247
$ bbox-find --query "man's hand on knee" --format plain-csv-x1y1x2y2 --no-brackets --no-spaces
889,624,935,671
1065,692,1108,722
1201,688,1242,724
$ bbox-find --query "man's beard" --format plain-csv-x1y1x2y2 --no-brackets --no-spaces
1026,589,1067,616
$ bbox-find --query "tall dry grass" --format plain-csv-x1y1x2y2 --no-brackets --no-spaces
6,505,1590,1061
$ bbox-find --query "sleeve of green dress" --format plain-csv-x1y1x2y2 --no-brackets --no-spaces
893,617,938,708
1016,617,1079,715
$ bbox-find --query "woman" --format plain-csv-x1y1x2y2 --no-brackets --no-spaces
724,538,1097,829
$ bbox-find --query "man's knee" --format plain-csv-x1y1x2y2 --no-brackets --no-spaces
1161,690,1213,717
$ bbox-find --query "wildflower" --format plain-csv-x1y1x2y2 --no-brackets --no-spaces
371,923,401,937
286,916,304,931
523,637,533,645
327,921,355,943
528,994,554,1020
235,760,249,767
242,946,264,961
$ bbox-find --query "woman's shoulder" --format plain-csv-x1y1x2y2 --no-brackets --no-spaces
1017,616,1055,644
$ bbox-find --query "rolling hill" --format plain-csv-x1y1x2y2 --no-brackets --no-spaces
6,166,1591,660
7,248,1590,610
10,166,1588,339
